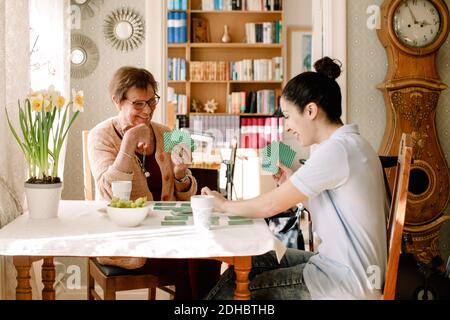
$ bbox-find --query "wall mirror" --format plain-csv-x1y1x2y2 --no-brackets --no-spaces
71,48,86,65
115,21,133,40
104,7,145,52
70,0,103,19
70,33,99,79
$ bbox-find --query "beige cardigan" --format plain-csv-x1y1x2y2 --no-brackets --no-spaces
88,116,197,202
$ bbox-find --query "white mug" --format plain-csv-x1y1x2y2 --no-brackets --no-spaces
191,195,215,231
112,181,132,200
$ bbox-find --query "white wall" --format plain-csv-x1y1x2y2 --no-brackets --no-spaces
285,0,312,26
281,0,313,167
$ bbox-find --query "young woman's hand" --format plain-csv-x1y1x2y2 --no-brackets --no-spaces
272,161,294,186
201,187,227,212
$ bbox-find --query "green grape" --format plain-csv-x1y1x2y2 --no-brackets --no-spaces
110,196,148,208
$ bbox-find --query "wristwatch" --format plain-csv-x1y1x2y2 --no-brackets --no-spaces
175,174,190,184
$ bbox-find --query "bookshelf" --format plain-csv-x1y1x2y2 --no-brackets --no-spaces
166,0,285,149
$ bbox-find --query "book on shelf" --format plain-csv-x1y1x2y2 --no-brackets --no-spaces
228,90,278,115
190,61,228,81
240,116,283,149
176,114,189,129
168,87,188,115
245,21,282,44
168,58,187,81
201,0,282,11
230,57,283,81
167,11,187,43
168,0,188,10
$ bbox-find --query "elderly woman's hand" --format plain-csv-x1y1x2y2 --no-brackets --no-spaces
123,124,153,154
171,144,191,180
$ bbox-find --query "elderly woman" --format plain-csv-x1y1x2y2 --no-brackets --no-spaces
89,66,197,204
88,66,219,299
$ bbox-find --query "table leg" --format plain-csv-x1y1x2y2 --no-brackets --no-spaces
41,257,55,300
233,256,252,300
13,256,33,300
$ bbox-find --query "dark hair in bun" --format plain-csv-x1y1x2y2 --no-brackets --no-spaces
314,56,342,80
282,56,343,123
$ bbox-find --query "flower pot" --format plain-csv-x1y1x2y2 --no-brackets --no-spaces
24,182,63,219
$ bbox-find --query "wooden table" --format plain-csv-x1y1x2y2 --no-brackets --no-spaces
12,255,252,300
0,201,285,300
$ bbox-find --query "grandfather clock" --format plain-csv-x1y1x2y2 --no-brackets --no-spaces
377,0,450,267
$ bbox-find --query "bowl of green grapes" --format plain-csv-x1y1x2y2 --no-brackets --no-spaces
107,197,149,227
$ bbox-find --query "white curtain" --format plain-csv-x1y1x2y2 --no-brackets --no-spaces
0,0,30,300
0,0,70,300
30,0,71,179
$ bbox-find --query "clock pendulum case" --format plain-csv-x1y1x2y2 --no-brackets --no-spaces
377,0,450,267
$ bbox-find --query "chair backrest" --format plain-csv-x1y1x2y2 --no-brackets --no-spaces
82,130,94,201
383,133,413,300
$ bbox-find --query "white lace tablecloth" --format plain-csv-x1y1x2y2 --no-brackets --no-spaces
0,201,286,262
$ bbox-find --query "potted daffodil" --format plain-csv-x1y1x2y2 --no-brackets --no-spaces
5,86,85,219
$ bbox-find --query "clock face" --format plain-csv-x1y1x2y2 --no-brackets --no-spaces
394,0,441,48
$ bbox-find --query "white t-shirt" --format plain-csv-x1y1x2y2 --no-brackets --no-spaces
289,124,387,299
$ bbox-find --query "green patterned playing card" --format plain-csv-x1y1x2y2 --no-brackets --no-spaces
228,219,254,225
154,202,177,207
153,206,179,211
164,216,189,221
170,208,193,216
163,129,196,153
161,220,187,226
228,216,249,220
261,142,296,174
210,217,220,225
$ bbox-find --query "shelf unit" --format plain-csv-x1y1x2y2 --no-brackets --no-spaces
166,0,285,128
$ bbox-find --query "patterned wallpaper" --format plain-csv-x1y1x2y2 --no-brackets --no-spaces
347,0,450,216
62,0,147,200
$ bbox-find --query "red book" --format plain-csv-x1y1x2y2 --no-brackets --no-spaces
270,117,278,142
278,117,284,141
240,118,248,148
250,118,258,149
264,117,272,147
257,118,265,149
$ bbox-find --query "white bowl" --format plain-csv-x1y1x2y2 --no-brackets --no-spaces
106,205,149,227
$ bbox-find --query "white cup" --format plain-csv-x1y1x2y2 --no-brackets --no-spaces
191,195,214,231
112,181,132,200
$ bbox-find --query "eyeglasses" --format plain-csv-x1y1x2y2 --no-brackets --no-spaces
126,94,160,110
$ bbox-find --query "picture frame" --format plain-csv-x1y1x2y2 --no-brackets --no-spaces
287,26,312,80
192,18,210,43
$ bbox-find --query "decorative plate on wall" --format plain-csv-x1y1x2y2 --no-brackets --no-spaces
104,7,145,52
71,33,99,79
71,0,103,20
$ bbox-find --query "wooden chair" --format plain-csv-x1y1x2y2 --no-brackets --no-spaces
383,133,413,300
82,130,175,300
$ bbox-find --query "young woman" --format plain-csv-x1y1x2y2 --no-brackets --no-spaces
202,57,388,300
